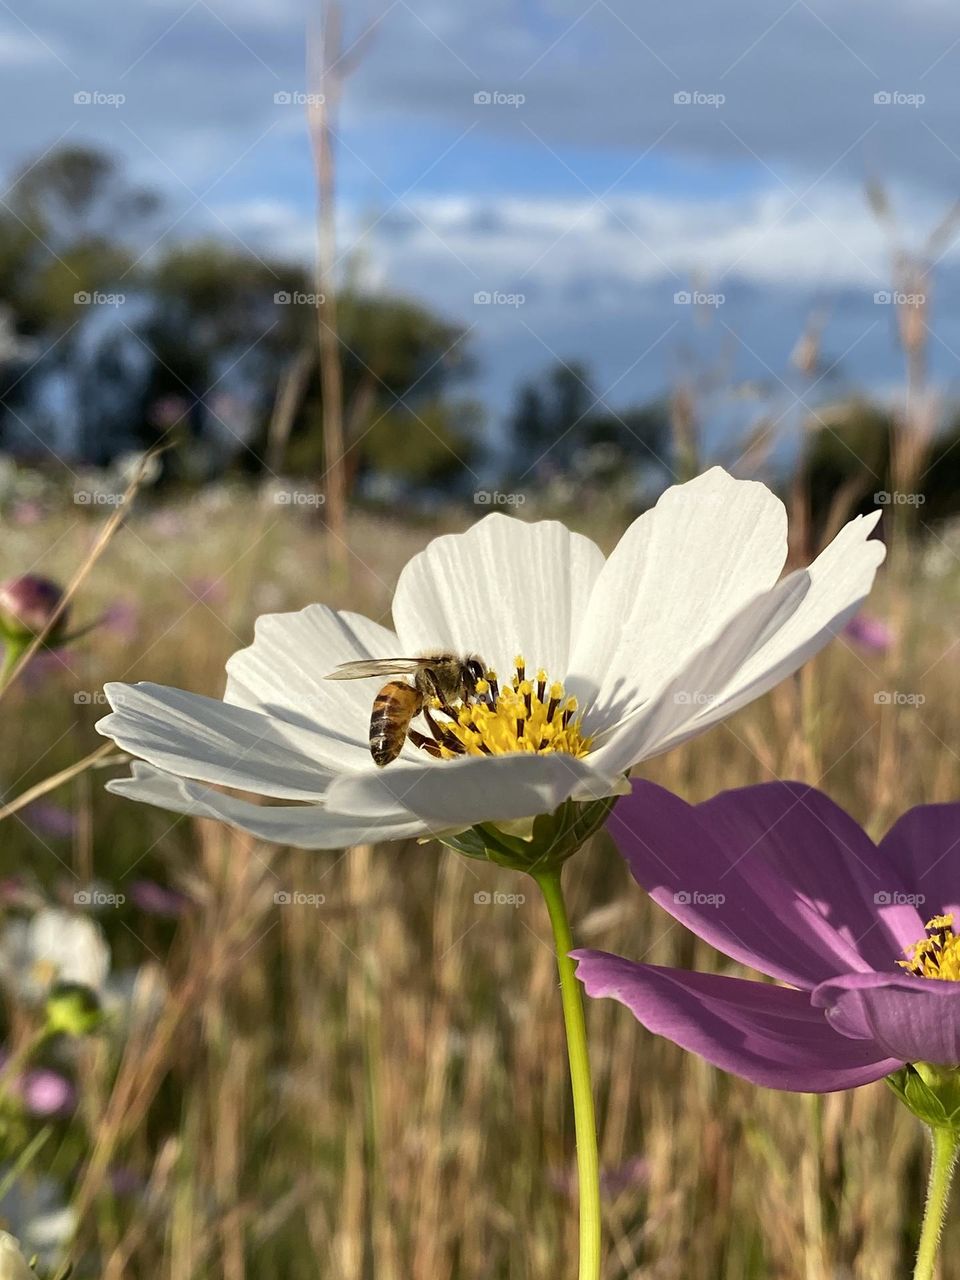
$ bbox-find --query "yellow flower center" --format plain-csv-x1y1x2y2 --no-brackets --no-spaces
416,655,592,760
899,915,960,981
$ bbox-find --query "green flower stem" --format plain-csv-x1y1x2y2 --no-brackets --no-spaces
914,1125,960,1280
0,639,24,691
533,867,601,1280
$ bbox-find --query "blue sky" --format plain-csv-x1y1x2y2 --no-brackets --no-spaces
8,0,960,455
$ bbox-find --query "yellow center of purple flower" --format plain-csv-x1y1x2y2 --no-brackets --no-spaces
430,655,592,760
899,914,960,981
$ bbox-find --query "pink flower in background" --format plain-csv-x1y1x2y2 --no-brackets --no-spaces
147,395,190,429
109,1167,146,1197
186,577,227,606
843,612,893,654
21,803,76,840
10,501,44,527
0,1054,76,1117
551,1155,649,1200
102,600,140,643
0,880,37,910
20,649,72,691
129,880,191,919
149,509,186,538
19,1068,76,1117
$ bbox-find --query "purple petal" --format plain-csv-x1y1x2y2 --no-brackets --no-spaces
812,972,960,1065
606,780,920,989
878,804,960,922
574,951,901,1092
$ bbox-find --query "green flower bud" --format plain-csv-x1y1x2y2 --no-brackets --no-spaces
44,981,103,1037
887,1062,960,1133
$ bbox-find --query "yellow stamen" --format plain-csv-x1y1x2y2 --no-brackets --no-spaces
434,655,592,760
899,914,960,981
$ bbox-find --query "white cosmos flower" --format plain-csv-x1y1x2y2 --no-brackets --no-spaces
0,909,166,1030
0,910,110,1003
97,468,884,850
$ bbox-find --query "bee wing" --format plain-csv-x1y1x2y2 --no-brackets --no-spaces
324,658,427,681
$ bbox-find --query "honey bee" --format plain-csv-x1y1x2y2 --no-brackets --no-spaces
325,653,487,766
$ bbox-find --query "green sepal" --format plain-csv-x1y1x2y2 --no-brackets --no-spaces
886,1063,960,1133
439,793,619,874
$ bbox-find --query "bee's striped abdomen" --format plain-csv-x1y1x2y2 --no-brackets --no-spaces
369,681,421,767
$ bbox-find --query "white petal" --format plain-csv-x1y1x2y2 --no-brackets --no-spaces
654,510,885,750
224,605,401,769
106,763,427,849
589,511,884,772
96,683,335,800
568,468,788,733
326,751,621,829
107,750,622,851
587,568,811,775
390,513,605,682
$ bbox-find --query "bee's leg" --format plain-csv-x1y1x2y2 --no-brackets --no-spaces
423,705,465,754
422,671,459,722
408,729,442,758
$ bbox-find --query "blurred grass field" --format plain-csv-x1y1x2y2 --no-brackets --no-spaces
1,492,959,1279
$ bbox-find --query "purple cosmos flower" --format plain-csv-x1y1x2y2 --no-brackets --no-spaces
574,780,960,1093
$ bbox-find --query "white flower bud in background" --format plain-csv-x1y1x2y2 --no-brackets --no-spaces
0,1231,35,1280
